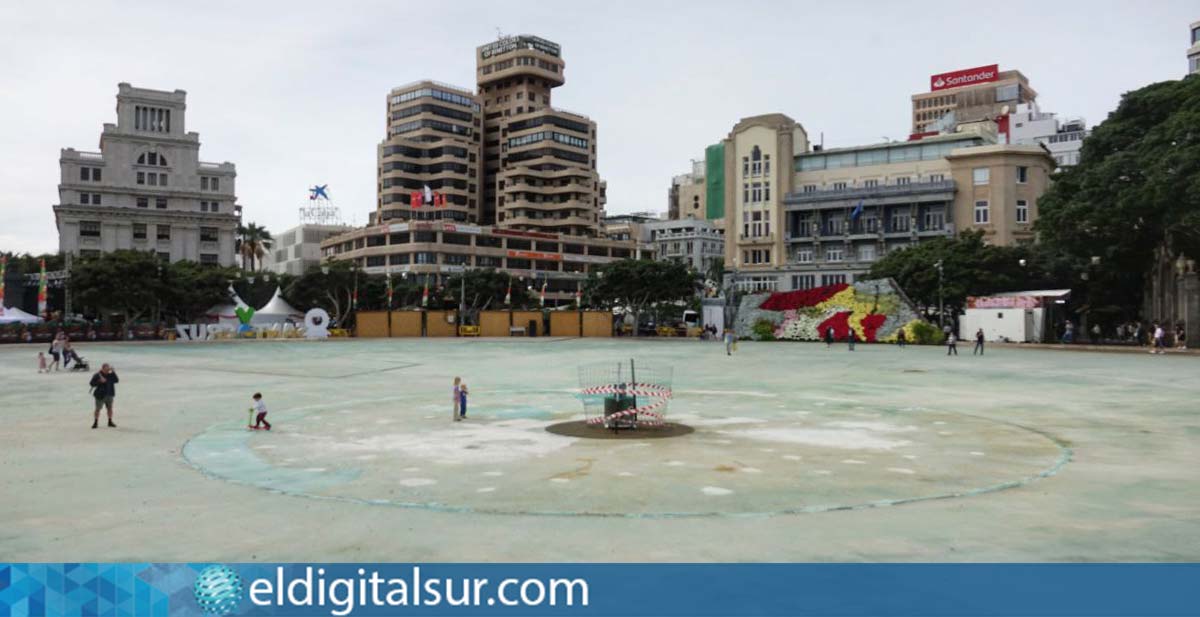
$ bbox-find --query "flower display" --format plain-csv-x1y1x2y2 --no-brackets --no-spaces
736,278,926,342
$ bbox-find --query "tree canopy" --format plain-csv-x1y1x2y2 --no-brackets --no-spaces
1035,75,1200,317
585,259,698,321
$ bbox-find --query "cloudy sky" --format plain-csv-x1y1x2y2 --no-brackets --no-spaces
1,1,1195,254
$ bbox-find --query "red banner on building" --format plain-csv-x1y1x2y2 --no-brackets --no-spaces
506,250,563,262
930,64,999,91
967,295,1040,309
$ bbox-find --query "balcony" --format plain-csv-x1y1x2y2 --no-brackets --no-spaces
783,180,956,207
737,232,775,244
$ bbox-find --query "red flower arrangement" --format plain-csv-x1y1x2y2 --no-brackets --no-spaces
758,284,849,311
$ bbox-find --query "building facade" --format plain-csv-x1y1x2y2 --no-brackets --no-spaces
320,221,648,305
376,81,484,225
716,115,1054,292
1007,102,1089,167
668,159,707,221
54,83,241,265
268,224,353,275
911,65,1036,135
1188,20,1200,75
645,218,724,274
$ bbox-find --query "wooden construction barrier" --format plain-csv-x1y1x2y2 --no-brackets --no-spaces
479,311,512,337
582,311,614,337
511,310,543,337
425,310,458,337
390,311,422,337
549,311,582,337
355,311,390,338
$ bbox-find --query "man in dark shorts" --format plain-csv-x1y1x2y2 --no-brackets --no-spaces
90,363,119,429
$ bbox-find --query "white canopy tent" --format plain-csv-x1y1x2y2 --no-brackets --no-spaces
252,287,305,325
0,306,43,324
203,286,252,328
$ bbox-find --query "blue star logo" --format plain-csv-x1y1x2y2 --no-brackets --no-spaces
309,184,330,200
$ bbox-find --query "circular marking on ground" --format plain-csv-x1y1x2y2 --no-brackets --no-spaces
181,392,1073,519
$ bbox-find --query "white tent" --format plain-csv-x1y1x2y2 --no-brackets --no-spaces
203,286,252,327
252,287,304,325
0,306,43,324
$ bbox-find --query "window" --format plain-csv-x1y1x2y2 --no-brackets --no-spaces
890,210,910,232
750,147,763,175
1016,199,1029,223
792,274,816,290
864,179,878,188
764,182,770,201
825,247,844,262
211,177,219,191
795,249,813,263
973,168,990,185
80,193,90,204
200,227,219,242
743,183,749,203
929,173,944,182
200,202,208,212
742,157,749,176
79,221,100,237
923,208,945,230
148,173,158,186
157,252,170,262
156,198,167,209
751,182,762,203
136,172,145,185
211,202,219,212
996,84,1019,102
832,182,847,190
763,154,770,176
159,173,168,186
132,223,147,240
137,197,148,208
200,254,219,265
201,177,209,190
803,184,817,193
1017,166,1028,183
974,200,990,224
79,167,89,181
821,274,847,286
857,245,876,262
157,225,171,240
92,194,101,205
895,176,911,185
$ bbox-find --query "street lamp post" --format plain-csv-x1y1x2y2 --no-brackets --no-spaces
934,259,944,328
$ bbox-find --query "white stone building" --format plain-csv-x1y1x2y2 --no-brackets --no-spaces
645,218,725,274
54,83,241,266
1007,102,1088,168
1188,20,1200,75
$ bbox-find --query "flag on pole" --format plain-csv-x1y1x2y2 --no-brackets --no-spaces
504,279,512,306
850,200,864,221
37,258,47,318
423,185,434,206
575,282,582,306
422,280,429,307
411,191,422,208
386,273,394,309
539,281,547,307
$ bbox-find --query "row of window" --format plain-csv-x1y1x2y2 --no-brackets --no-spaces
136,152,168,167
390,103,476,124
134,106,171,133
391,118,473,137
507,131,589,150
480,57,560,75
505,147,590,165
382,144,472,160
790,274,849,290
797,138,980,171
383,161,471,175
390,88,480,112
79,167,102,182
742,147,771,177
742,209,771,239
972,200,1030,224
801,175,940,193
915,95,957,110
794,245,878,264
742,249,771,265
506,114,589,134
742,181,771,204
79,222,218,242
136,172,168,186
79,193,102,205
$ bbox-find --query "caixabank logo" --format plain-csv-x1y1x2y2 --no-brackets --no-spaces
193,564,245,616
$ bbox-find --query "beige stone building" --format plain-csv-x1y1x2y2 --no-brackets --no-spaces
54,83,241,266
912,66,1036,135
714,114,1054,292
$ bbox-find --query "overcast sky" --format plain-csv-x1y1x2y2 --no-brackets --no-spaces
1,1,1195,254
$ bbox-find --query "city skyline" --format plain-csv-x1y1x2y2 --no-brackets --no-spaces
1,0,1195,254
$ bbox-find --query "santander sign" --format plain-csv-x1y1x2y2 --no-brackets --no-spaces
930,64,999,91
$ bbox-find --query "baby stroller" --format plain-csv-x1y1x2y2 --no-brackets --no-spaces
67,352,90,371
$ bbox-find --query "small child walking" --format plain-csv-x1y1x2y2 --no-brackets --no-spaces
459,382,469,420
37,352,48,374
251,392,271,430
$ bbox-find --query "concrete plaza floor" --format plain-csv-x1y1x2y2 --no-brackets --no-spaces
1,337,1197,562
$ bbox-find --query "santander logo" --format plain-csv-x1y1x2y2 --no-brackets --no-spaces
930,64,999,91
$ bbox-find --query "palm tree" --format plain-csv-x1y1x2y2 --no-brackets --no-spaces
235,222,274,272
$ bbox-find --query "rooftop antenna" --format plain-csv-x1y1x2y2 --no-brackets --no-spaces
496,27,506,40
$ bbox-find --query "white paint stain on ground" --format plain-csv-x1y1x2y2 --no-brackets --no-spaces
887,467,915,475
399,478,436,487
782,455,802,461
617,472,635,477
902,454,918,460
549,478,570,484
482,471,504,477
701,486,733,496
841,459,867,465
970,451,986,456
477,487,496,493
726,428,910,451
811,470,832,476
740,467,763,474
665,460,686,467
306,418,575,464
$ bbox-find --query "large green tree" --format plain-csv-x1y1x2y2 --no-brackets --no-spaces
70,250,167,329
867,231,1063,320
160,260,240,323
444,269,535,314
1035,75,1200,318
585,259,699,326
284,262,362,327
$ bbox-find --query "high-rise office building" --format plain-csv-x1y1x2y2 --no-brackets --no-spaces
1188,20,1200,75
476,35,604,236
911,65,1036,135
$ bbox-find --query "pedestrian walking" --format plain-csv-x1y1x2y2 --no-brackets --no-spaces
37,352,48,374
458,383,469,419
1175,325,1186,350
973,328,985,355
824,327,835,349
1152,323,1166,354
724,328,736,356
946,332,958,356
896,329,907,348
89,363,119,429
250,392,271,430
846,330,856,351
1063,320,1075,344
48,333,64,371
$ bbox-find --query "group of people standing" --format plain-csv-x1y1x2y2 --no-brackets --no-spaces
37,332,84,372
